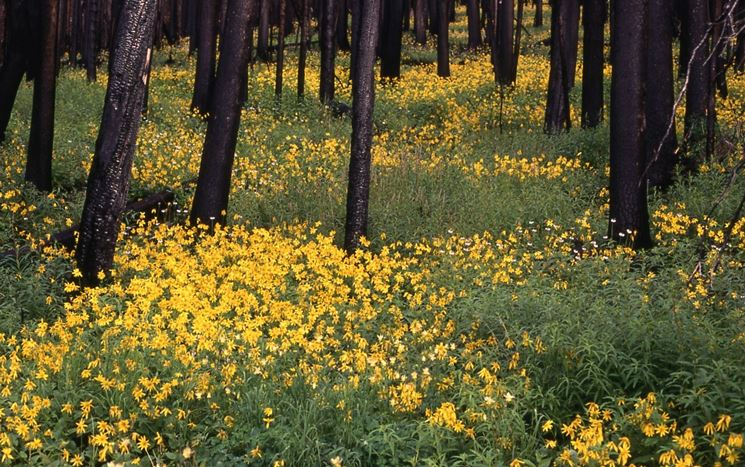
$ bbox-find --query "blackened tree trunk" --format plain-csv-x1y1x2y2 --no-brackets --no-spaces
275,0,285,96
645,0,677,188
190,0,255,226
428,0,438,34
436,0,449,76
191,0,218,115
534,0,542,27
511,0,523,82
544,0,575,134
682,0,709,151
337,0,350,50
580,0,605,128
320,0,337,101
0,0,31,143
25,0,59,192
495,0,514,85
344,0,381,253
380,0,404,77
84,0,99,82
565,0,579,87
76,0,157,286
706,0,722,160
466,0,481,49
257,0,271,60
414,0,426,44
609,0,651,249
736,0,744,71
403,0,410,30
298,0,309,97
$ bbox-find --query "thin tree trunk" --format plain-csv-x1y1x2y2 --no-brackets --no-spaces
344,0,381,253
190,0,256,226
609,0,651,249
436,0,449,76
191,0,218,115
337,0,350,50
645,0,677,188
565,0,579,87
511,0,523,82
275,0,285,96
533,0,542,27
76,0,157,286
380,0,404,78
736,0,744,71
25,0,59,192
320,0,337,101
706,0,722,160
581,0,605,128
298,0,309,97
257,0,271,60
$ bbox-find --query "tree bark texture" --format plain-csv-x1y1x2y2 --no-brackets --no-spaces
645,0,678,188
495,0,514,85
682,0,709,150
534,0,542,27
544,0,575,134
436,0,449,77
466,0,481,48
580,0,605,128
298,0,309,97
257,0,271,60
320,0,337,101
84,0,99,81
344,0,381,253
25,0,59,192
275,0,285,96
609,0,652,249
0,0,31,143
414,0,426,44
189,0,256,226
76,0,157,286
191,0,218,115
380,0,404,78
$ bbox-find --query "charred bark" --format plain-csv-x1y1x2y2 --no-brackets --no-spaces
298,0,309,97
257,0,271,60
495,0,514,85
565,0,579,87
320,0,337,101
76,0,157,286
609,0,651,249
0,0,31,143
543,0,574,134
466,0,481,49
380,0,404,78
191,0,218,115
337,0,350,50
414,0,426,44
344,0,381,253
275,0,285,96
189,0,256,226
436,0,449,77
682,0,709,153
580,0,605,128
25,0,59,192
645,0,677,188
534,0,542,27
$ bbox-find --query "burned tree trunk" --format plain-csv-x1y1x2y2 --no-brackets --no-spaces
84,0,99,82
682,0,709,153
344,0,381,253
76,0,157,286
298,0,309,97
320,0,337,101
380,0,404,78
609,0,651,249
190,0,256,226
275,0,285,96
544,0,575,134
565,0,579,87
337,0,350,50
580,0,605,128
466,0,481,49
495,0,515,85
534,0,542,27
436,0,449,77
25,0,59,192
257,0,271,60
645,0,677,188
0,0,31,143
191,0,218,115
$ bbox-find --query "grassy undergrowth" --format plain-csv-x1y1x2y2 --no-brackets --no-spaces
1,5,745,466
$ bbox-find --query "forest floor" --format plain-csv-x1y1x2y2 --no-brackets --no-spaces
1,7,745,466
